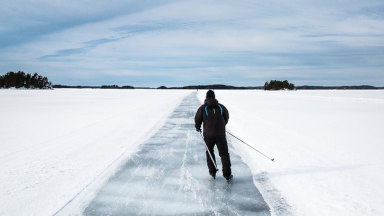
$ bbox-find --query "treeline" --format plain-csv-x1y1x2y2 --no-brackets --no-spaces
101,85,134,89
157,84,263,90
52,84,99,89
264,80,295,90
0,71,52,89
52,85,135,89
296,85,380,90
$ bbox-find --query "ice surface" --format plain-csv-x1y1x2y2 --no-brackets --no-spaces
81,93,270,215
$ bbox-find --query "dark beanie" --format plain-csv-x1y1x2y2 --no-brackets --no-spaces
206,89,215,98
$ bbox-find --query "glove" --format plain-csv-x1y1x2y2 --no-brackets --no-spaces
196,128,202,132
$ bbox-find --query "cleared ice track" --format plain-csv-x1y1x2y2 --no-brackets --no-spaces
83,93,270,216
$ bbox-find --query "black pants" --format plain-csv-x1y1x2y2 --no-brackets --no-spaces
204,136,231,178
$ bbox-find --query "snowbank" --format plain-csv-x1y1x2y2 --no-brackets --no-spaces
198,90,384,216
0,89,190,216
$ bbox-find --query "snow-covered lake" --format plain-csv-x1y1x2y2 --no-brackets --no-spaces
1,89,383,216
199,90,384,216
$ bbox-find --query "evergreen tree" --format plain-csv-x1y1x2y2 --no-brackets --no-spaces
25,73,31,88
31,73,38,88
15,71,25,88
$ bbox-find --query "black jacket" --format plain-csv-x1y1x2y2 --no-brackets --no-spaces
195,98,229,139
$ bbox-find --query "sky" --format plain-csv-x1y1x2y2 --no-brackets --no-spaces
0,0,384,87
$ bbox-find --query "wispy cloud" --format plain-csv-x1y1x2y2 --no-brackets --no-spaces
37,38,121,61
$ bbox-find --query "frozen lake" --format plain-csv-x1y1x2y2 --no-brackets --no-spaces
2,89,383,216
82,93,270,215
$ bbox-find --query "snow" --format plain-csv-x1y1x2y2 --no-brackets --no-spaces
1,89,383,216
198,90,384,216
0,89,190,216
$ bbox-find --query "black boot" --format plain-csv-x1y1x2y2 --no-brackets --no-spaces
209,171,217,179
225,174,233,183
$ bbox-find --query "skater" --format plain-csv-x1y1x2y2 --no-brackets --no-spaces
195,90,232,181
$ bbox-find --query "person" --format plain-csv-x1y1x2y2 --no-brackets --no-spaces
195,89,232,181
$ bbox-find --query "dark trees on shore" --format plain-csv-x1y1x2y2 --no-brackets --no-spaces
0,71,52,89
101,85,134,89
264,80,295,90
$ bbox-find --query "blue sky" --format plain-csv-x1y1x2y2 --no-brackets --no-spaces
1,0,383,87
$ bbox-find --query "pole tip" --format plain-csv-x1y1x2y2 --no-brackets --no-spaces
271,158,275,162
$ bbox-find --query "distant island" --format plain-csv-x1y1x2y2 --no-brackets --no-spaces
0,71,52,89
264,80,295,90
52,84,134,89
295,85,382,90
161,84,263,90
